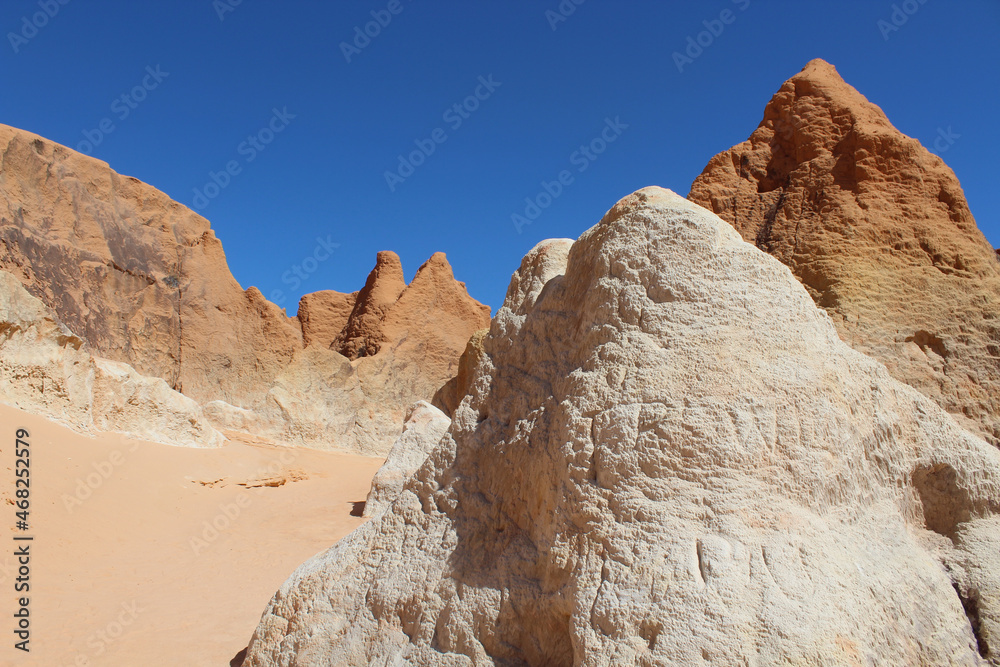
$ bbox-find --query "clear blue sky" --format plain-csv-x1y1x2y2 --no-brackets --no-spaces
2,1,997,312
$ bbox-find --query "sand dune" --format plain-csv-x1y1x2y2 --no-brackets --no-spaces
0,403,383,666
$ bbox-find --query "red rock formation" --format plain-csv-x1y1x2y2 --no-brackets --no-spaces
689,59,1000,446
0,123,301,409
379,252,492,371
297,290,358,349
333,250,407,359
0,122,492,452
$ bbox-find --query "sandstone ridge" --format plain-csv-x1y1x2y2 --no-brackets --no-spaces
0,270,224,447
0,123,490,453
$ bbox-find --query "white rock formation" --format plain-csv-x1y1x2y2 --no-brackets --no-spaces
363,401,451,518
0,271,224,448
91,358,225,447
245,188,1000,666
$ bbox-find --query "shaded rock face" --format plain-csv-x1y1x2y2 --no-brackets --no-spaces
689,59,1000,446
297,290,358,349
0,271,223,447
363,401,450,518
0,123,490,453
333,250,407,359
245,189,1000,666
432,328,488,417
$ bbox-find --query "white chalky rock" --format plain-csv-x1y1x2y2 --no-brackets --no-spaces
363,401,451,518
245,188,1000,666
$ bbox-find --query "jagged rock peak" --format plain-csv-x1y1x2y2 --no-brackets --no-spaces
689,59,1000,446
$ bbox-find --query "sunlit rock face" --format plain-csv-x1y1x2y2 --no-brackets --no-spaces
245,188,1000,666
690,59,1000,447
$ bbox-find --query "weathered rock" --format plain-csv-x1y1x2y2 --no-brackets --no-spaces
689,58,1000,446
250,341,457,456
434,239,573,416
0,123,303,409
378,252,492,374
297,290,358,349
432,329,488,417
363,401,450,518
0,269,93,429
245,188,1000,666
239,251,490,454
91,358,225,447
0,271,223,447
0,123,490,454
333,251,408,359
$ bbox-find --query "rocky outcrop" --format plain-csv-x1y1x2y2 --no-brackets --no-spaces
362,401,450,518
432,328,488,416
90,358,225,447
0,123,303,408
245,188,1000,666
0,271,223,447
689,59,1000,446
242,252,491,455
297,290,358,349
0,123,490,454
333,251,408,359
434,239,574,416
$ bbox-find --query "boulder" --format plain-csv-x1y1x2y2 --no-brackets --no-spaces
244,188,1000,666
363,401,451,518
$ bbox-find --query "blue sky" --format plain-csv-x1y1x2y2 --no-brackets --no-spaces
1,1,997,313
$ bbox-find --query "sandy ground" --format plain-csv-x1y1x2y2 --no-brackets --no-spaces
0,403,384,666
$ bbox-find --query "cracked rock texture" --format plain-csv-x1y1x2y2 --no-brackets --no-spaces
0,270,223,447
363,401,451,518
244,188,1000,666
689,58,1000,447
0,124,489,453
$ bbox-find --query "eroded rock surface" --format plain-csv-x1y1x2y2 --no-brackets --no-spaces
0,271,223,447
689,59,1000,446
363,401,450,518
252,252,490,454
245,188,1000,666
0,123,302,408
0,123,489,453
297,290,358,349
